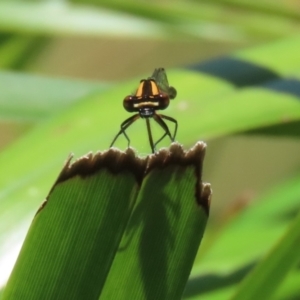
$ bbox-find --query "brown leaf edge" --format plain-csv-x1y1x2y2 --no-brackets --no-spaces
36,142,211,216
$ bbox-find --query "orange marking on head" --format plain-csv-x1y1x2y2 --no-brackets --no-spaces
135,80,145,97
150,80,159,96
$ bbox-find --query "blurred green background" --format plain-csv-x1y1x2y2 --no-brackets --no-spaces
1,0,300,299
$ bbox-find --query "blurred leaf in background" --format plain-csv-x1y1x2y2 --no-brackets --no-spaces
0,0,300,299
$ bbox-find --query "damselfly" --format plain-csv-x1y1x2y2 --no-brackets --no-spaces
110,68,177,153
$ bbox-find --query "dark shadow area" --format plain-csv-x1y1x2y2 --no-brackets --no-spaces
123,169,180,300
278,266,300,300
187,57,281,87
245,120,300,137
187,57,300,101
182,262,256,298
262,78,300,99
285,294,300,300
183,261,300,299
272,203,300,224
186,58,300,142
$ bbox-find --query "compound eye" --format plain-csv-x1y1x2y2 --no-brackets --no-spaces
168,86,177,99
123,95,135,112
159,93,170,109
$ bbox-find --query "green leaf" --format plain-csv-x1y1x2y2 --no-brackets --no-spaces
183,173,300,300
1,1,299,42
0,2,165,39
2,150,142,299
2,143,211,299
231,208,300,300
71,0,300,40
0,71,108,120
101,145,210,299
198,0,300,20
1,35,300,296
0,35,43,69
